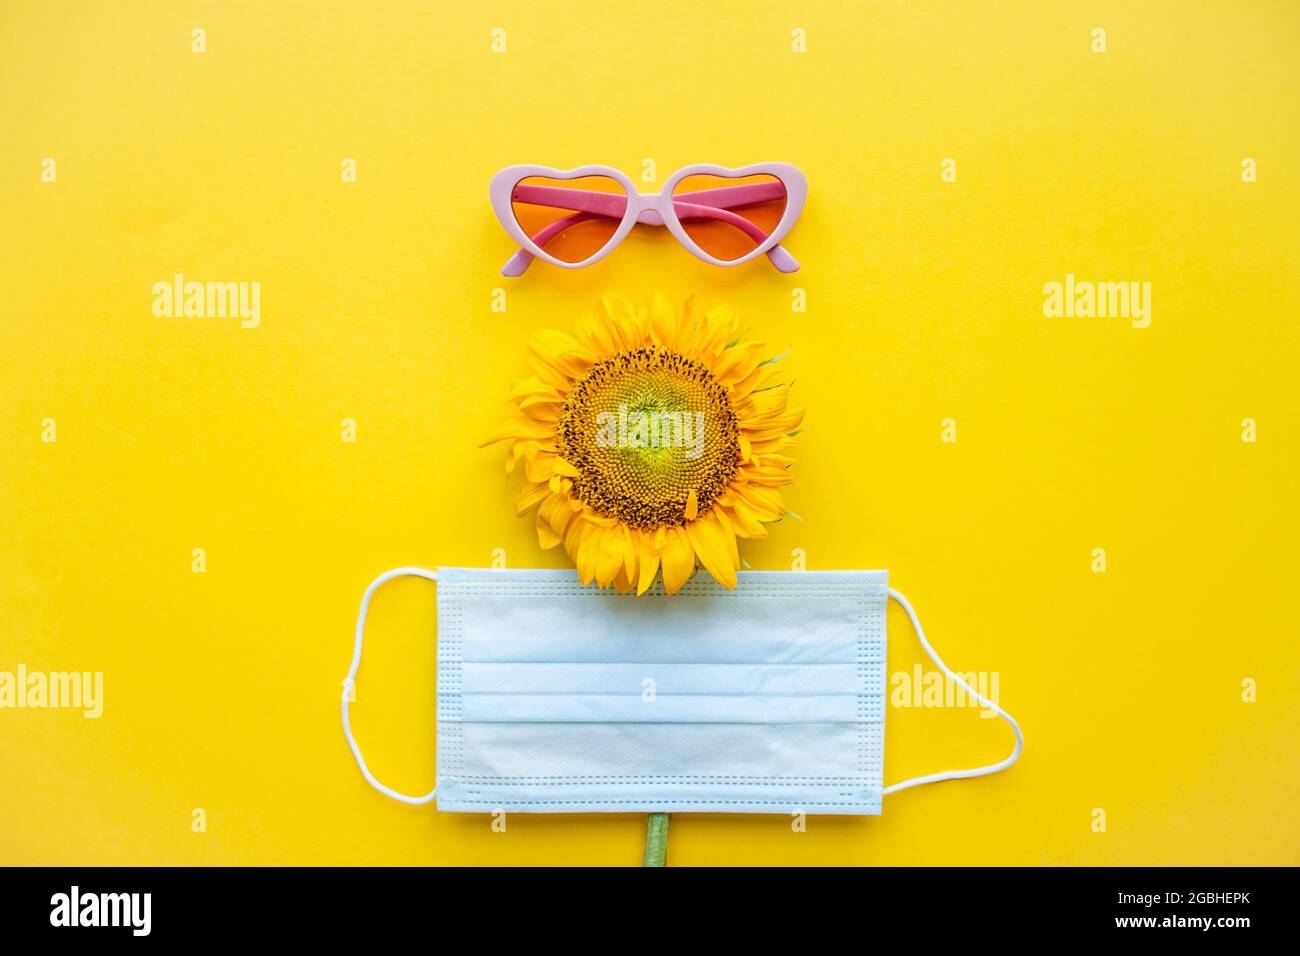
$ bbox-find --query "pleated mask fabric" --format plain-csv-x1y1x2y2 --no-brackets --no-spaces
342,567,1022,814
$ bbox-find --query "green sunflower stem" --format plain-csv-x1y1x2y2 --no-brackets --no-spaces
642,812,670,867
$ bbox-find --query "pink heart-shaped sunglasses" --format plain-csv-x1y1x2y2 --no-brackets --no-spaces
489,163,807,276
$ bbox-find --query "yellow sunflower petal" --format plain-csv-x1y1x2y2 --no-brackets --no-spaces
562,508,587,558
517,390,565,411
506,439,558,475
573,521,601,586
479,417,556,447
528,329,594,389
724,497,769,538
660,526,695,595
536,508,561,549
616,525,634,583
648,290,680,348
600,291,645,351
515,481,551,516
530,328,594,363
735,388,793,423
729,364,786,401
712,340,767,387
595,525,625,588
520,402,561,424
743,466,796,487
635,531,662,596
713,506,740,569
748,433,795,457
694,304,742,359
734,482,786,521
613,563,635,595
747,408,805,437
524,452,558,483
573,307,618,358
509,377,564,403
539,492,574,538
686,510,737,589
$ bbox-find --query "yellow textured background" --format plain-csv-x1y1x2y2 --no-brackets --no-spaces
2,1,1297,866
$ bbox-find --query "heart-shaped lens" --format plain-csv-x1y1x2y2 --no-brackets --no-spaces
511,175,629,264
670,173,788,261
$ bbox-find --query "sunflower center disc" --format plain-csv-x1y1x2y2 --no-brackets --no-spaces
557,347,740,529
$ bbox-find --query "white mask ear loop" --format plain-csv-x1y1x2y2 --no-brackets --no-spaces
882,587,1024,796
342,567,439,805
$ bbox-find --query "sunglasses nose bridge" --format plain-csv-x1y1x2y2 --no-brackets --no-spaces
628,190,666,227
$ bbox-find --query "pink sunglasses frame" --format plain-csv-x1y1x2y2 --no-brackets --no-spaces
489,162,807,276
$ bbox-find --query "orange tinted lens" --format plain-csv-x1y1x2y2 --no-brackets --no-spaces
510,175,627,263
671,174,787,261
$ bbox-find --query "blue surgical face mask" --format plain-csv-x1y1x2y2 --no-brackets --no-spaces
343,567,1022,814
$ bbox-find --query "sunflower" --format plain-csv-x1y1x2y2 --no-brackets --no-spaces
482,292,801,595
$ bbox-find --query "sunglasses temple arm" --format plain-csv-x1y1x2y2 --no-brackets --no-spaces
767,245,799,273
510,185,629,217
506,244,795,278
669,181,786,210
505,237,796,277
674,200,800,273
501,248,534,277
502,210,611,276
